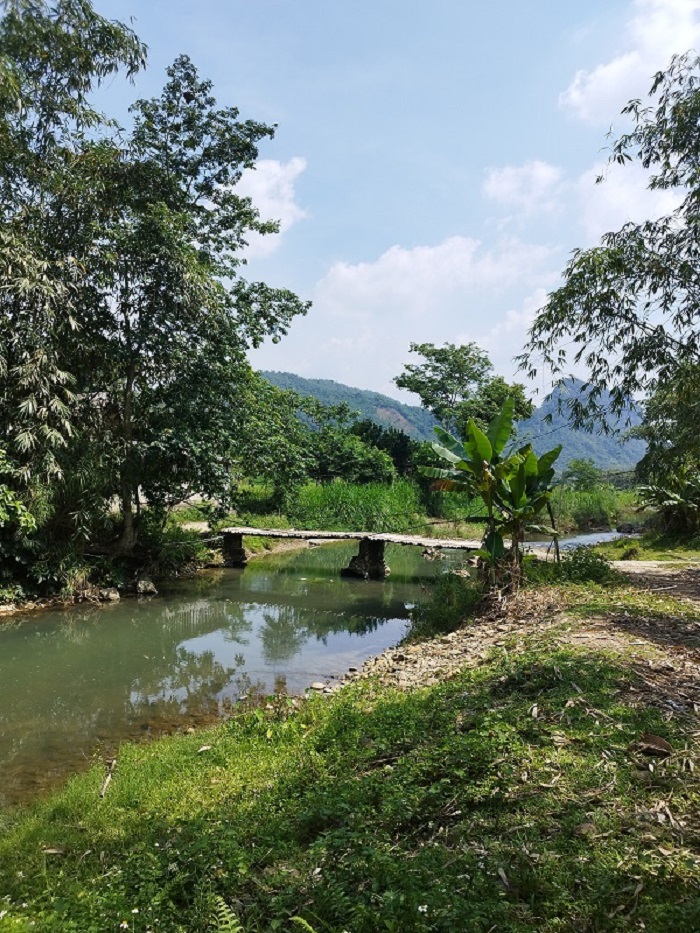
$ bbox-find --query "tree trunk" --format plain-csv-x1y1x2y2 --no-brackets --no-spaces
116,363,138,553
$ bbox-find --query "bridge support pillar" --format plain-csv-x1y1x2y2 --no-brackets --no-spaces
222,532,247,567
341,537,389,580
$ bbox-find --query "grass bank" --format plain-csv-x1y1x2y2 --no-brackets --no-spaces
2,579,699,932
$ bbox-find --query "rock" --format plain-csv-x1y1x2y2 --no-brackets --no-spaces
99,587,120,602
310,682,325,691
136,576,158,596
617,523,636,534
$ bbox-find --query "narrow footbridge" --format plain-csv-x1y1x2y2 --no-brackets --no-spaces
220,526,481,580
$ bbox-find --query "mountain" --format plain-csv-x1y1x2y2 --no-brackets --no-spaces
261,371,645,472
517,379,645,472
262,371,438,440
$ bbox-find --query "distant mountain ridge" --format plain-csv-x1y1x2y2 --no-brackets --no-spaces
518,379,645,472
261,371,645,472
262,371,438,440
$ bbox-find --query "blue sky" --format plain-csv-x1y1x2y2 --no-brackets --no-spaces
96,0,698,401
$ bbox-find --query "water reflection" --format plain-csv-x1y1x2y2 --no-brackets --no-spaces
0,543,464,805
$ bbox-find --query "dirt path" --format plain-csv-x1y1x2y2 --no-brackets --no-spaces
612,559,700,601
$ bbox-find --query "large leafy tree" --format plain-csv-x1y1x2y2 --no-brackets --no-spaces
520,52,700,429
0,1,309,560
0,0,146,483
61,55,308,548
394,342,533,438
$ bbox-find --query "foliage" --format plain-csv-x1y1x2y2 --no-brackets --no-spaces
423,399,561,590
551,484,628,532
638,474,700,534
520,52,700,430
524,547,622,586
0,1,309,571
298,399,397,485
395,341,533,437
350,419,420,476
2,636,699,932
286,479,421,532
562,457,605,491
409,570,482,638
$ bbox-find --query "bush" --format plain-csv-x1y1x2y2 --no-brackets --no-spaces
552,484,620,531
524,547,621,586
409,570,483,638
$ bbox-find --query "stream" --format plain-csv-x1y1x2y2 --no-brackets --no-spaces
0,542,464,807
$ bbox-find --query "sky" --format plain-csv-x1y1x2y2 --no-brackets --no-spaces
95,0,700,403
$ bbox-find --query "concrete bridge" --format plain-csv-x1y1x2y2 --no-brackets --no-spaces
220,527,481,580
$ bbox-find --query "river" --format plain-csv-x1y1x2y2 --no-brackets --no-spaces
0,542,464,807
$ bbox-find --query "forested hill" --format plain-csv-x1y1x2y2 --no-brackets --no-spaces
262,371,439,440
262,371,646,471
518,379,646,472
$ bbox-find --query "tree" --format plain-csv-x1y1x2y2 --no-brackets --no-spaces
0,0,146,480
62,54,309,549
562,458,605,491
422,399,561,591
520,52,700,430
0,2,309,566
395,342,533,438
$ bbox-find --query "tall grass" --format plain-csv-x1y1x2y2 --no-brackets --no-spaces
286,479,422,532
552,485,637,532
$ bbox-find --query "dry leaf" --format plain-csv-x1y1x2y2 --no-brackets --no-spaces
638,734,673,758
197,745,212,754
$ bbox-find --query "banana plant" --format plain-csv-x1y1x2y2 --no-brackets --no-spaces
421,399,562,590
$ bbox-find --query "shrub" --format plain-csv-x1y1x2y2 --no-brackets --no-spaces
409,570,483,638
524,547,621,586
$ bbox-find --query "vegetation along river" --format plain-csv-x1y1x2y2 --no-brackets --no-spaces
0,542,465,807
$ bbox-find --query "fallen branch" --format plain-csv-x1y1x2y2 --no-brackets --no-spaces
99,759,116,798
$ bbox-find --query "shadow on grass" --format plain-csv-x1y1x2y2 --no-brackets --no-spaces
1,647,700,932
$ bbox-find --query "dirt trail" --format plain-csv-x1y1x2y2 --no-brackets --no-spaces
612,559,700,601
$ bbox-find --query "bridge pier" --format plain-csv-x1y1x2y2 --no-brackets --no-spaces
341,537,389,580
222,531,247,567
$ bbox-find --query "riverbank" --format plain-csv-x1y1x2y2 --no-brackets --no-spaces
2,572,699,932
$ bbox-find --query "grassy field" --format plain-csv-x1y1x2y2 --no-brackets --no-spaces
1,578,699,932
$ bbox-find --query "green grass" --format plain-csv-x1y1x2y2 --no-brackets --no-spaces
551,486,639,533
286,479,423,533
1,622,699,932
593,530,700,562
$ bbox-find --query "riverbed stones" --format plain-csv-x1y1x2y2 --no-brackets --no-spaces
136,576,158,596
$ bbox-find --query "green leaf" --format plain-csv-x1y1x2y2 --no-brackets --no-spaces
467,419,493,463
486,397,514,456
537,445,563,476
433,426,467,461
482,529,505,560
430,442,463,465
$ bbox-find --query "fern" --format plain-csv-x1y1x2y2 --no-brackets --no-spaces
290,919,319,933
212,896,244,933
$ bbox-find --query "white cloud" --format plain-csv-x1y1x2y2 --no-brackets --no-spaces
577,160,683,240
250,236,557,397
560,0,700,124
236,157,308,258
483,161,565,214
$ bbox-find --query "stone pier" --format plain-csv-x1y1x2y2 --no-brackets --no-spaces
222,531,247,567
340,537,389,580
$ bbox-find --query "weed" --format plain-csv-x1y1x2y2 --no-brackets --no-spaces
524,547,622,586
409,570,483,637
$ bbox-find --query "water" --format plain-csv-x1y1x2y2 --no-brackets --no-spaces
0,542,463,807
526,530,627,550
